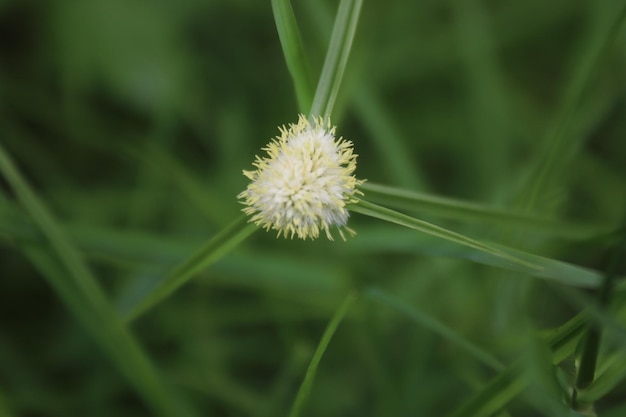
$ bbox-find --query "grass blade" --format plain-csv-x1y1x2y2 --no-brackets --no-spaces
301,0,428,190
447,311,589,417
271,0,314,113
0,144,108,314
2,196,608,291
288,292,357,417
571,220,626,408
352,91,428,190
349,226,608,288
350,198,542,272
365,288,504,371
123,215,257,321
0,142,194,417
309,0,363,119
359,182,611,240
578,350,626,403
22,246,201,417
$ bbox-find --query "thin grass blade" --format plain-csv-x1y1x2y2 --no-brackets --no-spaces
0,143,108,313
271,0,314,113
365,288,504,371
447,311,589,417
25,246,202,417
349,226,608,288
350,198,542,272
123,215,257,321
301,0,427,190
2,196,608,291
309,0,363,119
572,219,626,408
352,92,428,190
359,182,611,240
288,292,357,417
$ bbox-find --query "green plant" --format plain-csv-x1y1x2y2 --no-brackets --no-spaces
1,1,625,416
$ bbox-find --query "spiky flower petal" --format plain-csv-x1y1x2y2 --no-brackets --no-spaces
238,115,363,240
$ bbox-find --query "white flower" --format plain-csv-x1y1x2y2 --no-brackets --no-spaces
238,115,363,240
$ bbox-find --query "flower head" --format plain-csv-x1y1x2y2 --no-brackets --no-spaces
238,115,363,240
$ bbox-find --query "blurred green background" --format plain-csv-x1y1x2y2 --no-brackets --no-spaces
1,0,625,416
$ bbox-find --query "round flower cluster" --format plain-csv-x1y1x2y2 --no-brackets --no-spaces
238,115,362,240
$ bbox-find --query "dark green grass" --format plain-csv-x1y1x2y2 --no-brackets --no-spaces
1,0,626,416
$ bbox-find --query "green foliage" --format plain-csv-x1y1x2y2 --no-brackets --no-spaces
271,0,314,113
1,0,626,416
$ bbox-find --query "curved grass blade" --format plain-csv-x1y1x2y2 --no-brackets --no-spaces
309,0,363,119
365,288,504,372
359,182,611,240
288,292,357,417
122,215,257,321
349,198,542,272
271,0,314,113
447,311,589,417
0,142,194,417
